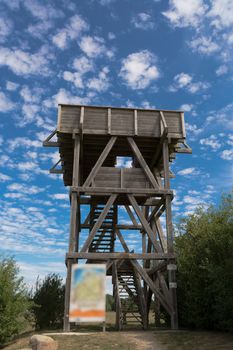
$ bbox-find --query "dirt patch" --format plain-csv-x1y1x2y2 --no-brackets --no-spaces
122,331,165,350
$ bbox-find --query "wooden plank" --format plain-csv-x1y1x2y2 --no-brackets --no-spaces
127,195,162,253
134,110,138,135
63,260,72,331
127,137,158,189
80,106,84,136
67,252,175,260
80,194,117,252
83,136,117,187
72,134,80,187
108,108,111,134
72,186,173,196
125,205,138,226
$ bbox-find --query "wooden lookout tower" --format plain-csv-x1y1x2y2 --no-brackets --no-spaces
44,104,191,331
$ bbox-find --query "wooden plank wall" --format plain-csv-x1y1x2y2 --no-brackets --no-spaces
57,105,184,139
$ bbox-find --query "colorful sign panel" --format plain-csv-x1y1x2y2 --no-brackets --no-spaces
69,264,106,322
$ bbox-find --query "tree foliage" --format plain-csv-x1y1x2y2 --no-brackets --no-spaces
32,273,65,329
176,194,233,331
106,294,114,311
0,257,33,345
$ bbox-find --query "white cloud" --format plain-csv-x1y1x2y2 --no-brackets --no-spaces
52,193,68,200
170,72,210,94
132,13,155,30
185,123,204,136
98,0,115,5
220,149,233,161
189,36,219,55
20,86,42,103
87,67,110,92
27,20,54,40
216,65,228,76
0,17,13,42
180,104,193,112
177,167,199,176
8,137,41,151
200,135,221,150
173,73,192,88
108,32,116,40
6,81,19,91
24,0,64,21
120,50,160,90
73,56,93,73
207,0,233,29
0,172,11,182
162,0,208,28
205,103,233,131
52,14,88,49
79,36,111,58
7,182,44,195
43,88,92,108
0,47,50,76
63,56,94,89
0,91,15,112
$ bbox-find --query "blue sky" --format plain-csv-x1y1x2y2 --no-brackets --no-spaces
0,0,232,287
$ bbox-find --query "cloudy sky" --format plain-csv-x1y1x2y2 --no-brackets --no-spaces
0,0,232,286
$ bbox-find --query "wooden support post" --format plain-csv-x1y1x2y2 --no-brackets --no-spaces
163,138,178,329
112,261,121,330
64,134,80,331
168,263,178,330
64,260,72,331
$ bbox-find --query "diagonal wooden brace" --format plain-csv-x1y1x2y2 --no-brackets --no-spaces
127,194,162,253
80,194,117,252
127,137,159,189
83,136,117,187
131,260,173,316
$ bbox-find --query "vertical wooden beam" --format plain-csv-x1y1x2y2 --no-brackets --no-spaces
108,108,111,134
163,138,178,329
64,260,72,331
112,261,121,330
64,134,80,331
134,110,138,135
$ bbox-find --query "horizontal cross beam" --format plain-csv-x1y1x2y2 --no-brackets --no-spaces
66,252,175,260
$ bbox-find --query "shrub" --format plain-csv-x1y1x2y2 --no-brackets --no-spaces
32,273,65,329
176,194,233,331
0,257,33,345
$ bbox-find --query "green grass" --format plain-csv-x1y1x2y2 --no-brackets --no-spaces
156,331,233,350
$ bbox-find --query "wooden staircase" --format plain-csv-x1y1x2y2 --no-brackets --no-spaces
89,204,116,253
117,269,143,327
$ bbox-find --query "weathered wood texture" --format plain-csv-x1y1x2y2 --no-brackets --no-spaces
44,103,192,332
57,105,185,138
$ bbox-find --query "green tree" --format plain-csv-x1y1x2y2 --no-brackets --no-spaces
176,194,233,331
106,294,114,311
33,273,65,329
0,257,33,345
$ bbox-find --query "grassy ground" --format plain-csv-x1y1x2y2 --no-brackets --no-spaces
156,331,233,350
3,312,233,350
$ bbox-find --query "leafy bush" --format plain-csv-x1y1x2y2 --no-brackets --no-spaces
0,257,33,345
176,194,233,331
106,293,114,311
32,273,65,329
